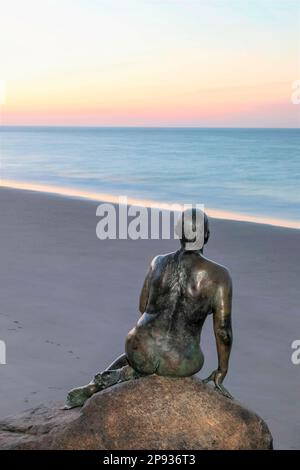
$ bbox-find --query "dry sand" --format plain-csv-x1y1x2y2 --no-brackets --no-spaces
0,187,299,449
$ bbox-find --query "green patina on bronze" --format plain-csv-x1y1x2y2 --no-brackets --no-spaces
65,209,233,409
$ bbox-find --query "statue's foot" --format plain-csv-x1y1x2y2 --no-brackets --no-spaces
93,369,122,389
64,382,98,409
65,367,139,409
93,366,142,391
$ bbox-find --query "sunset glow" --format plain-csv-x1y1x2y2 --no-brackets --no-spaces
1,0,300,127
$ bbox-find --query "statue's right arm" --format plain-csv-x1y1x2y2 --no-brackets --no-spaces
204,270,233,399
212,276,233,382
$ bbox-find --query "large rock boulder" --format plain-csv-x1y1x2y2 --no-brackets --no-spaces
0,375,273,450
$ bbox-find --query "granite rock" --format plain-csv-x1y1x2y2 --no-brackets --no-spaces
0,375,273,450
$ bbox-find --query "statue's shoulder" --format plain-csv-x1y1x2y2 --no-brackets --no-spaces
149,251,176,269
149,254,163,270
200,256,232,286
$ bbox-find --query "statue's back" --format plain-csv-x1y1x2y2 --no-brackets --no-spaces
145,250,217,327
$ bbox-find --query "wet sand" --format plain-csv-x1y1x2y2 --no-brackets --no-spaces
0,187,299,449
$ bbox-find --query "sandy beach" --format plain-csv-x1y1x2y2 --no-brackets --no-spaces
0,186,299,449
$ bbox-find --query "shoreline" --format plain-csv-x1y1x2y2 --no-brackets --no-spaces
0,186,299,449
1,179,299,230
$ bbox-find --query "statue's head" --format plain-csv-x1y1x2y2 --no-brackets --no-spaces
175,208,210,251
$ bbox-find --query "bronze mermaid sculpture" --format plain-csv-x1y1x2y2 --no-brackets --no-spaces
65,209,233,409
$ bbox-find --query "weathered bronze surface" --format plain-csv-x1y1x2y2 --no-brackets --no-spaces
66,209,233,409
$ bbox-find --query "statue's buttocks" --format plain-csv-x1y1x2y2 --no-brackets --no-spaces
126,315,204,377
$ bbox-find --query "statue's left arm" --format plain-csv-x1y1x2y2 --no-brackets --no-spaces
139,269,151,314
139,256,159,314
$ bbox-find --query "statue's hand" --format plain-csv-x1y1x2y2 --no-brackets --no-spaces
203,370,233,399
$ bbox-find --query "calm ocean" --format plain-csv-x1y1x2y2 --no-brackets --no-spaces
1,126,299,222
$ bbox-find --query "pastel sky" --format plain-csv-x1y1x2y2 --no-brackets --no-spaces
1,0,300,127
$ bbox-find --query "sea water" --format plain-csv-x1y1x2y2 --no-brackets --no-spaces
0,126,299,222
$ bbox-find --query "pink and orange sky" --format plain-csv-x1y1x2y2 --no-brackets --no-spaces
1,0,300,127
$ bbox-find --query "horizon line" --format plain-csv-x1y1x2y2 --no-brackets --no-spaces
1,125,300,130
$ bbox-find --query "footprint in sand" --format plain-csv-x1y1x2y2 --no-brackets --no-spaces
2,317,23,331
45,340,79,360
